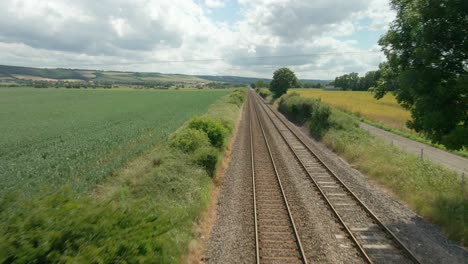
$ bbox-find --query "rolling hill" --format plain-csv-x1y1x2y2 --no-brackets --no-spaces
0,65,330,85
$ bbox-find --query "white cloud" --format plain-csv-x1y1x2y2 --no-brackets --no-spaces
205,0,225,8
0,0,394,79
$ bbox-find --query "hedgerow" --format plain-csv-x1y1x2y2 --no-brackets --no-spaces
228,88,247,106
188,117,228,149
256,87,272,99
278,92,331,138
170,128,210,152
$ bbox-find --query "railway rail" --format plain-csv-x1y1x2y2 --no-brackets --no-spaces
250,90,420,264
248,95,308,264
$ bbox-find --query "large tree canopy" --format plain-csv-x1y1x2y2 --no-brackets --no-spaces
270,68,298,98
376,0,468,150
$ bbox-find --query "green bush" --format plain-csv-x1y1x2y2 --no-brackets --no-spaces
228,88,246,106
188,117,227,148
216,117,234,134
256,88,272,99
169,128,210,152
278,93,331,138
307,103,331,139
191,146,219,177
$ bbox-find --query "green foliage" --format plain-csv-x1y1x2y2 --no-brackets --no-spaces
254,80,269,88
191,146,219,177
0,147,212,263
0,88,245,263
323,124,467,245
256,87,272,99
328,109,359,131
170,128,210,152
376,0,468,150
228,88,247,106
270,68,298,98
334,71,381,91
0,89,228,195
306,103,331,138
278,93,331,138
188,117,228,149
277,92,467,244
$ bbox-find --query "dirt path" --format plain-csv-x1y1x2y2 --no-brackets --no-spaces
360,122,468,176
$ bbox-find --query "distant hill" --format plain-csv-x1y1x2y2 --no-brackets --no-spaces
196,75,271,84
0,65,330,85
0,65,207,84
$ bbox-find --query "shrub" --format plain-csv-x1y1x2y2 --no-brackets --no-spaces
257,88,272,99
278,93,331,138
169,128,210,152
307,103,331,139
191,146,219,177
228,88,246,106
278,92,315,123
216,117,234,134
188,117,227,148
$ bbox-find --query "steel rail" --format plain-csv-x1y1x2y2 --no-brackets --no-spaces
248,96,261,264
249,92,308,264
253,92,421,264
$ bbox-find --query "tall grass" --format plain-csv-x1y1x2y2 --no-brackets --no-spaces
0,89,246,262
276,92,467,245
294,88,468,158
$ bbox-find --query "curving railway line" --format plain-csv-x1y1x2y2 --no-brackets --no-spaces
248,90,420,264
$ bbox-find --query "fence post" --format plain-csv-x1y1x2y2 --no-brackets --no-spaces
420,148,424,160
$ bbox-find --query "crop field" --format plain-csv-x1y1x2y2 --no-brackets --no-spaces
293,89,412,133
0,88,229,196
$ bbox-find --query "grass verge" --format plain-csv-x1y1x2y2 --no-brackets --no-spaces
361,119,468,159
0,88,246,263
275,92,467,246
292,88,468,158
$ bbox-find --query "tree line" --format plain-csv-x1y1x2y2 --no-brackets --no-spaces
332,70,381,91
328,0,467,150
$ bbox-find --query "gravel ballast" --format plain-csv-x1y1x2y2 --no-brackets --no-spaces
206,103,255,263
206,95,467,263
263,98,467,264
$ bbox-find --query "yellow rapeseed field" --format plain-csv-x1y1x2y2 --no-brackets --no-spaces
293,89,412,132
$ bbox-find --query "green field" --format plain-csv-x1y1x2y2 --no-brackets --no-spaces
0,88,228,196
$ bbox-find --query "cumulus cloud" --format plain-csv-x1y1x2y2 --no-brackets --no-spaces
205,0,226,8
0,0,394,79
238,0,368,41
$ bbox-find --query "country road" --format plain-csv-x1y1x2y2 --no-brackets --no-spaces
360,123,468,177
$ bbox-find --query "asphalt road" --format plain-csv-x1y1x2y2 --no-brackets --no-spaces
360,122,468,177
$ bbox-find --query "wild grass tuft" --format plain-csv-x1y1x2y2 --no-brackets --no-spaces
278,92,467,245
0,88,247,262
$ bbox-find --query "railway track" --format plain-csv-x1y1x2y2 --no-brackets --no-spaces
248,95,307,264
251,91,421,264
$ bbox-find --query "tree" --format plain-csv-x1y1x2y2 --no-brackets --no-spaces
270,68,298,98
375,0,468,149
255,80,269,88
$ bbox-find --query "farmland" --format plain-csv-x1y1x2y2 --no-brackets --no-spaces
0,88,229,196
293,88,412,133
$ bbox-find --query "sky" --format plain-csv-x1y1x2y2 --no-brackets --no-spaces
0,0,395,79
